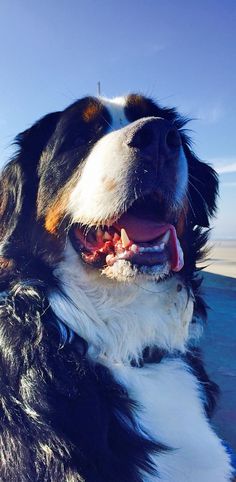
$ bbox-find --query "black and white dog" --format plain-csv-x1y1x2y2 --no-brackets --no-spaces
0,94,234,481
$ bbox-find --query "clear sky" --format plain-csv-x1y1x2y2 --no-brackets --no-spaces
0,0,235,238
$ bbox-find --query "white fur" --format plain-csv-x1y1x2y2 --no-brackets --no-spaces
110,360,232,482
101,96,129,131
49,242,233,481
68,119,133,226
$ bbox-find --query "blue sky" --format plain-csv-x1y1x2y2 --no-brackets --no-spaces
0,0,235,238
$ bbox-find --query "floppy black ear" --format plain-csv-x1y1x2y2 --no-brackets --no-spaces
0,159,24,240
0,112,61,242
183,144,219,227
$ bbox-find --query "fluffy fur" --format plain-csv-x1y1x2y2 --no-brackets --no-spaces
0,93,234,481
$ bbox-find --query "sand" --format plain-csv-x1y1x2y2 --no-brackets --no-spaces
201,240,236,278
197,240,236,450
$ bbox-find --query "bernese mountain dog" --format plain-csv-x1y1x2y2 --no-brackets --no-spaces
0,94,234,481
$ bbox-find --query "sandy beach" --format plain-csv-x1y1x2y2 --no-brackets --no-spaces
202,240,236,278
198,240,236,450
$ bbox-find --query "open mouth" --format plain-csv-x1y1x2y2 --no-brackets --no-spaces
70,197,184,273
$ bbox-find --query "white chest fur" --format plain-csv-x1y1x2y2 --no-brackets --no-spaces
50,243,194,363
107,359,232,482
49,243,232,481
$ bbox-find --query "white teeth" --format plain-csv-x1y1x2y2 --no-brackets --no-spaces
121,228,131,248
161,230,170,244
103,231,112,241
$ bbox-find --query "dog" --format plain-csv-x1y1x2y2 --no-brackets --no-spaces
0,93,234,481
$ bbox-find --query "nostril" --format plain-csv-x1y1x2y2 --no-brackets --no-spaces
165,128,181,149
127,125,154,149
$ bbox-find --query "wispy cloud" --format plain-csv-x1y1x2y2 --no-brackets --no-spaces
184,100,224,125
208,157,236,174
196,104,223,124
217,162,236,174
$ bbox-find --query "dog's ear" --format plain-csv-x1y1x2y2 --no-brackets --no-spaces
0,112,61,242
183,144,219,227
0,159,24,240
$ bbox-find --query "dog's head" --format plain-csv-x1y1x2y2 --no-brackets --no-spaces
0,94,218,286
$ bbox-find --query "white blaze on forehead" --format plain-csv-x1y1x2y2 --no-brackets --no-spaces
100,96,130,131
68,99,133,226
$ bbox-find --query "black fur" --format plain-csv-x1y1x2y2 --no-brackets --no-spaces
183,348,219,419
0,95,219,481
0,280,168,482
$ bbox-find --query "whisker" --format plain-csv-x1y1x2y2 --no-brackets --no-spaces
189,173,205,187
186,192,197,219
101,114,114,132
188,179,207,209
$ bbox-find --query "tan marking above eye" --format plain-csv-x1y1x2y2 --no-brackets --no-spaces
82,102,100,123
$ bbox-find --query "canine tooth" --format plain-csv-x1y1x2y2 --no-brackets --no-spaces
121,228,131,248
161,230,170,244
103,231,112,241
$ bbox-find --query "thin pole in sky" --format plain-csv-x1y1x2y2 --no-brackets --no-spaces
97,81,101,96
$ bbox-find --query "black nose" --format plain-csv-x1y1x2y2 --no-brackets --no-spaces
125,117,181,165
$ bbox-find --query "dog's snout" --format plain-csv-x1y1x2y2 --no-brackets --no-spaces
125,118,181,165
126,122,155,150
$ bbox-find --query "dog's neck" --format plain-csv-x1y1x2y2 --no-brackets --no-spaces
49,242,194,364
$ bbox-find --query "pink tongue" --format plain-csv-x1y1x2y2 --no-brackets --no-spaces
114,213,184,272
